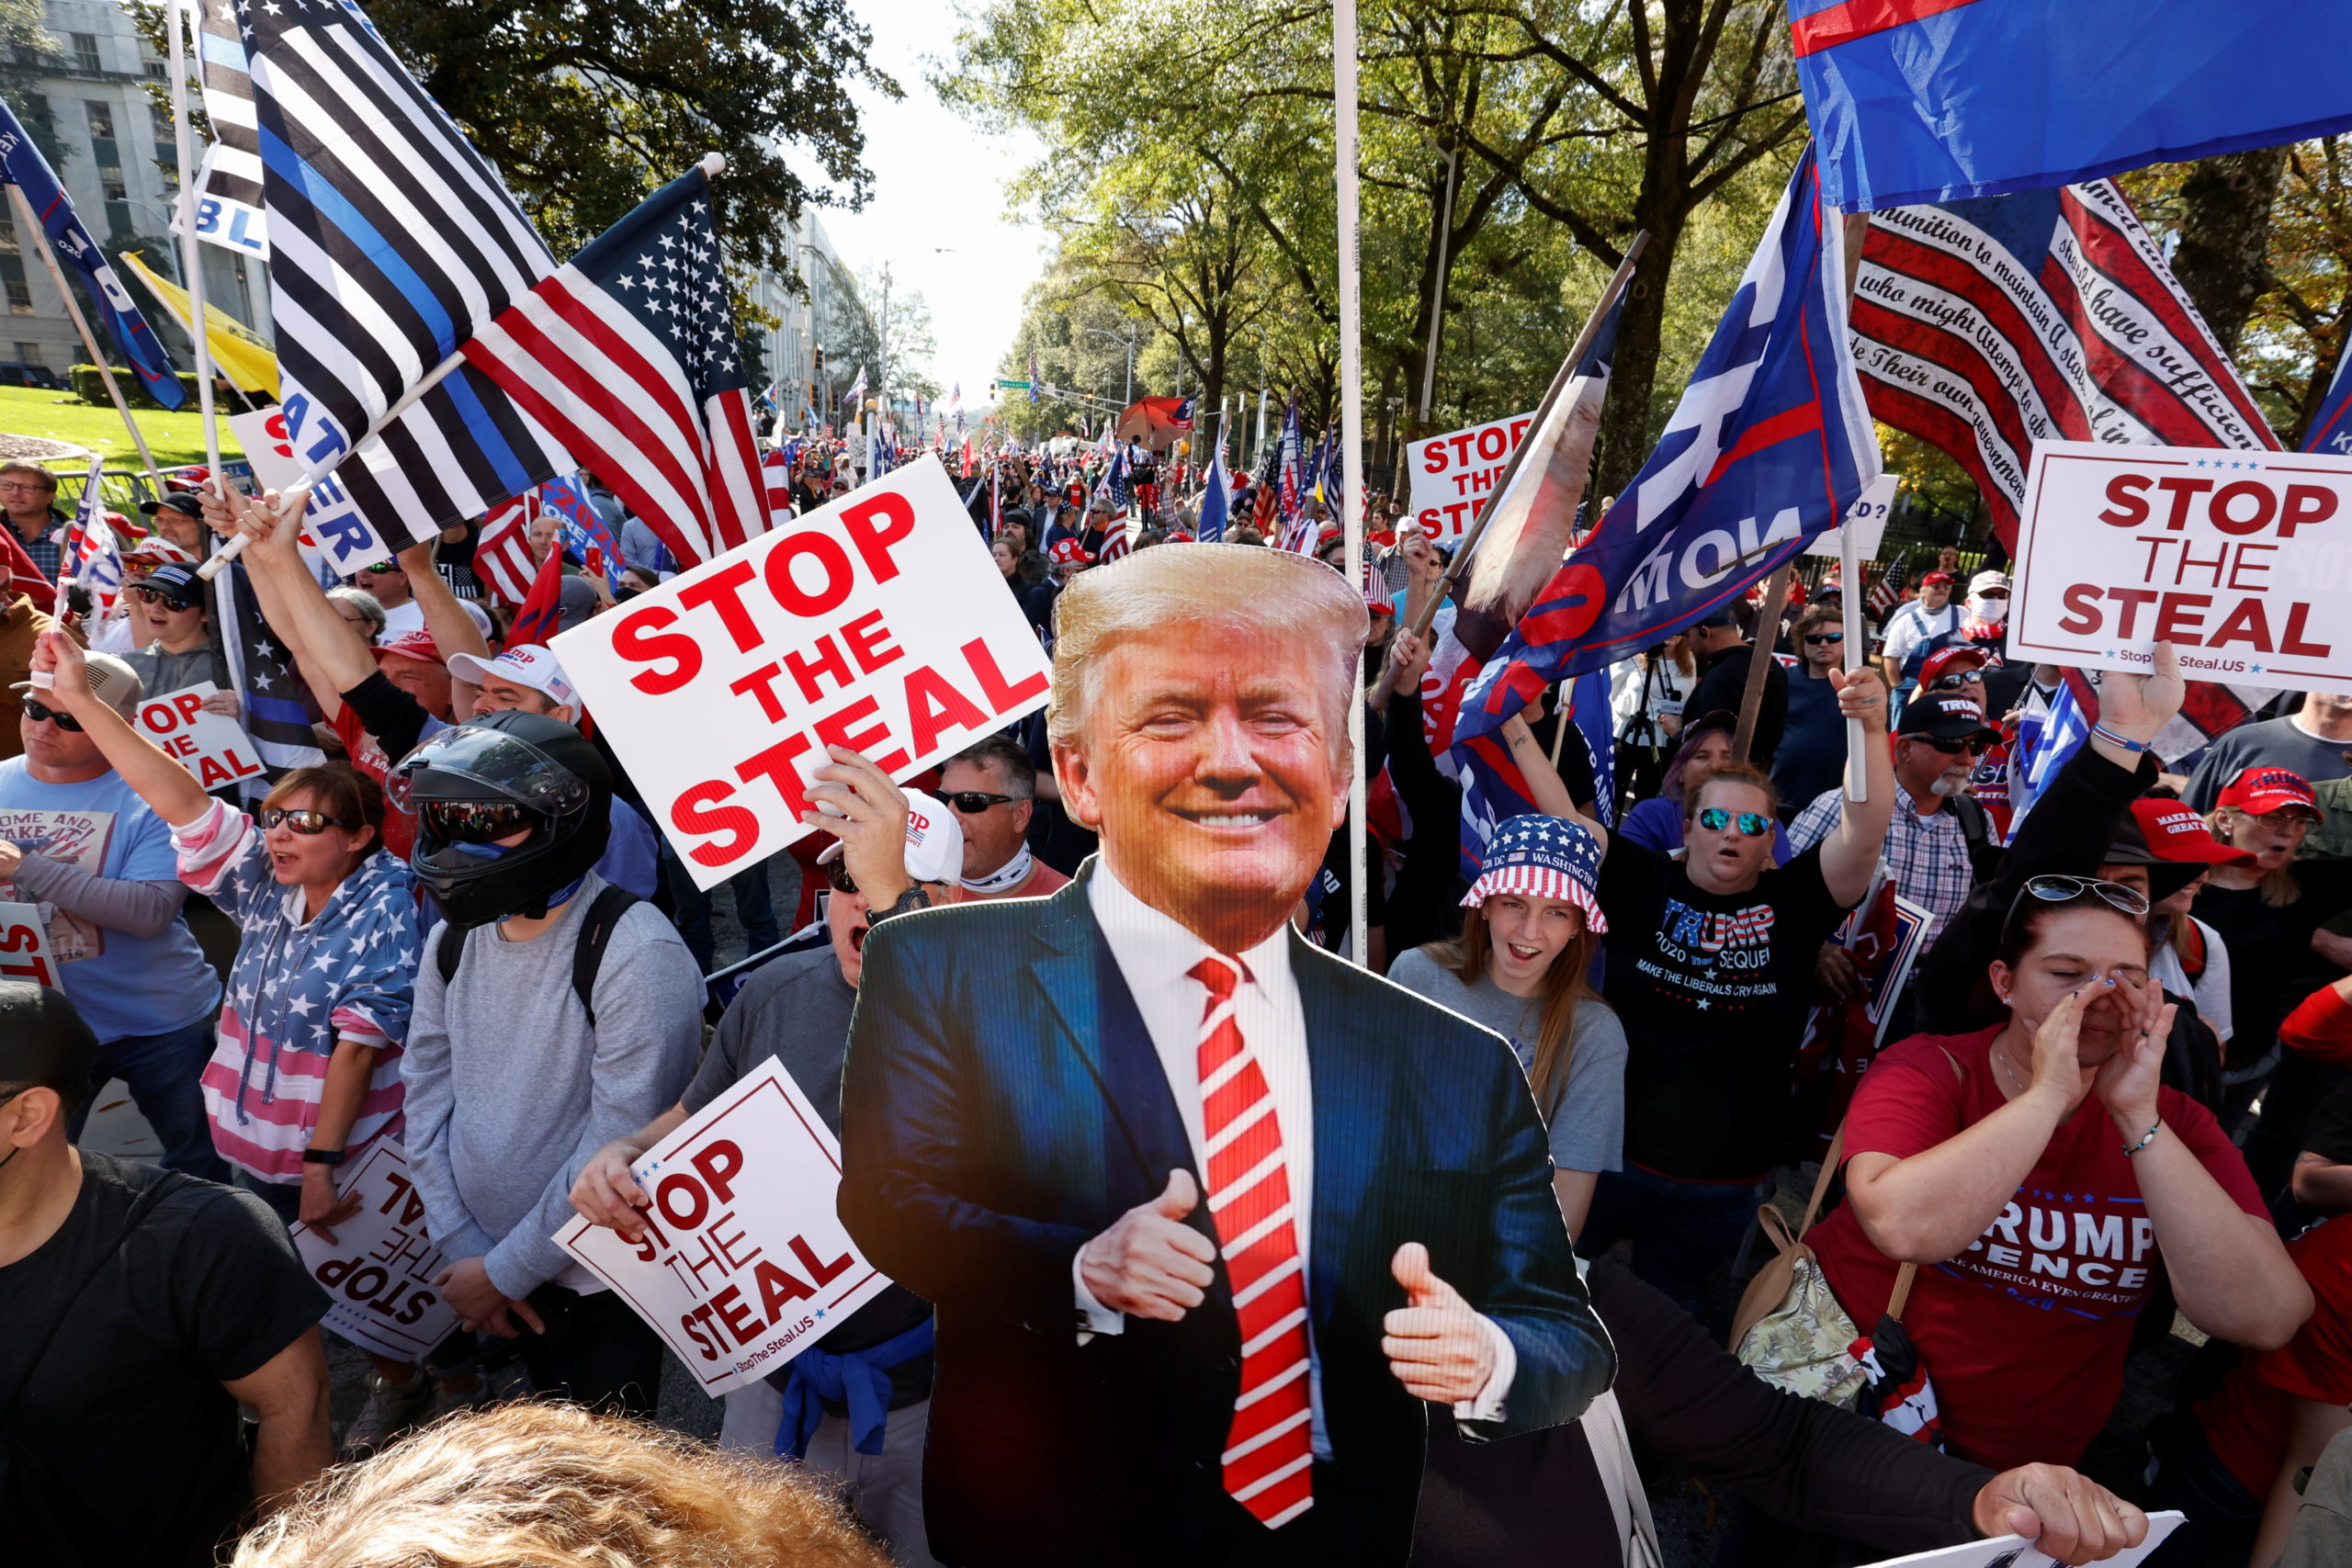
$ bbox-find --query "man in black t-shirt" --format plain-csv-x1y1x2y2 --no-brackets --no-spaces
1562,666,1895,1316
0,981,330,1567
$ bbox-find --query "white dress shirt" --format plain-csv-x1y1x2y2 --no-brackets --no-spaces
1072,859,1516,1430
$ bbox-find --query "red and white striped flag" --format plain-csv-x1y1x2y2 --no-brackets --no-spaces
474,492,540,607
458,161,772,572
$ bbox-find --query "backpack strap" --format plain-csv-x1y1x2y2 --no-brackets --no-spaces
1949,792,1989,855
435,920,471,989
571,886,641,1030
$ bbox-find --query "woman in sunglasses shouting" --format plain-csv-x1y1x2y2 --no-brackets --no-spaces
1806,874,2309,1474
1544,660,1897,1318
25,629,419,1245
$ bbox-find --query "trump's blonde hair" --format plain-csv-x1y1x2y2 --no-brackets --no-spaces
232,1404,887,1568
1045,544,1368,752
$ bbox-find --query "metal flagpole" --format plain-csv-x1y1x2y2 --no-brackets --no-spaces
1335,0,1368,966
165,0,219,481
9,186,164,494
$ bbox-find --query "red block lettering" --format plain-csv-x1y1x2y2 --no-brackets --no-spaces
962,637,1048,713
783,634,855,705
839,610,903,674
614,605,702,694
904,664,990,755
677,559,766,653
690,1139,743,1204
763,530,854,617
840,491,917,583
736,732,819,820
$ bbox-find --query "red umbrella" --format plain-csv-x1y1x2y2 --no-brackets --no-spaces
1114,396,1194,449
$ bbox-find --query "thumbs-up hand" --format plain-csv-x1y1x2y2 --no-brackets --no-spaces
1078,1169,1219,1323
1383,1242,1497,1404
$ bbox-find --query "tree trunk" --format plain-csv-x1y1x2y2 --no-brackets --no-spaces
2169,148,2287,355
1593,214,1682,504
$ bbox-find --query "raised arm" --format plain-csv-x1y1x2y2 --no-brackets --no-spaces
1819,666,1895,907
1499,696,1609,858
203,485,367,719
399,534,488,715
31,630,212,826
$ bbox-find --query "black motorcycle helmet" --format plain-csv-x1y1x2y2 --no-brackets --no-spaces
393,711,611,925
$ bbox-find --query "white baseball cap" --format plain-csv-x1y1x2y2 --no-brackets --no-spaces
447,645,577,708
816,788,965,887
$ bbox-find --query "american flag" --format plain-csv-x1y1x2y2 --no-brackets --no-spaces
1866,551,1908,619
237,0,574,570
473,493,537,606
459,162,771,570
1853,177,2278,757
57,457,123,609
1276,394,1303,523
192,1,268,255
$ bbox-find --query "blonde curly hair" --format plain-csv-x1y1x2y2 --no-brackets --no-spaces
232,1403,888,1568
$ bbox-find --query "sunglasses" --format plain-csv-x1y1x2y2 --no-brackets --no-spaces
128,587,198,609
2017,874,2151,919
1911,735,1986,756
419,799,537,844
21,698,82,732
944,791,1015,815
1696,807,1772,838
264,807,358,835
359,562,401,576
825,859,860,897
1928,671,1983,691
1804,632,1844,645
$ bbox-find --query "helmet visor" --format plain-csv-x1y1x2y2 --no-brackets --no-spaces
389,725,590,818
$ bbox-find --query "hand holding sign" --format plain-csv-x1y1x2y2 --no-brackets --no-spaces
1969,1464,2150,1566
1383,1242,1497,1404
802,746,914,908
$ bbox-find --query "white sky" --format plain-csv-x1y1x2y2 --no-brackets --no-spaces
808,1,1048,412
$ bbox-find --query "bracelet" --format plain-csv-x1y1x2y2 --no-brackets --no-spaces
301,1147,346,1167
2120,1119,2162,1157
2090,723,2152,754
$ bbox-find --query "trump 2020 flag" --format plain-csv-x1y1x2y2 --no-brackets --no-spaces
1198,449,1230,541
0,99,183,409
1457,146,1878,739
1792,0,2352,213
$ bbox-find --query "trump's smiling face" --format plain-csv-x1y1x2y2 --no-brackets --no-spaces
1056,622,1349,953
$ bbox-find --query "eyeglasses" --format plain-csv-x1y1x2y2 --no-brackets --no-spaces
1804,632,1844,645
419,799,537,844
2017,874,2151,919
1911,735,1986,756
21,698,83,732
0,481,53,495
1928,671,1983,691
944,791,1016,815
1695,807,1772,838
264,807,359,835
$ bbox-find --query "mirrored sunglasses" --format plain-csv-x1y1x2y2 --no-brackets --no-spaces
2018,874,2151,919
264,807,358,835
1695,807,1772,838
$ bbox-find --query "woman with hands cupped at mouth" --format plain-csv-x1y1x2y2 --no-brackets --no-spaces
1806,873,2312,1474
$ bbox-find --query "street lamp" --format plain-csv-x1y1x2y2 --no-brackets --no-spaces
1087,326,1137,405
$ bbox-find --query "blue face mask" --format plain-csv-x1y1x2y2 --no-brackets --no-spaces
447,840,514,863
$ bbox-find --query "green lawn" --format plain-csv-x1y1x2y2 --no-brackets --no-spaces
0,384,246,470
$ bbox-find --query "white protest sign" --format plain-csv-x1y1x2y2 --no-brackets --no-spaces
2010,440,2352,691
554,1060,894,1396
1805,474,1895,561
553,456,1054,890
133,682,266,792
1406,410,1536,543
288,1141,460,1363
0,900,60,987
229,404,385,575
1858,1510,2179,1567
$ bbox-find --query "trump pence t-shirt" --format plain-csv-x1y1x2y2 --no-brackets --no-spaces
1809,1027,2266,1471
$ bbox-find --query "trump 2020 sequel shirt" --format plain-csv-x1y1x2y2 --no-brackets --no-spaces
1596,839,1850,1180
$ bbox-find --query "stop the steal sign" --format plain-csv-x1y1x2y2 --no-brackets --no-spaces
554,457,1052,888
554,1061,895,1396
2010,440,2352,691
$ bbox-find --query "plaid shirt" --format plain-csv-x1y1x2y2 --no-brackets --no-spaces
5,508,66,581
1788,780,1976,945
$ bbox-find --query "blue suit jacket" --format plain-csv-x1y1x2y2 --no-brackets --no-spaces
839,863,1613,1567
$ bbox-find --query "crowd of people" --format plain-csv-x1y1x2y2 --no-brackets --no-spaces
3,444,2349,1568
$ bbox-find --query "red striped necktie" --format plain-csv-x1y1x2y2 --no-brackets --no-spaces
1190,955,1314,1529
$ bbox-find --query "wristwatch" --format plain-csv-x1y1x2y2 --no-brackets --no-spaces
867,886,933,925
301,1147,346,1167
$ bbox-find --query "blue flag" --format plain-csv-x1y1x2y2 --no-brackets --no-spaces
0,99,183,409
1198,448,1229,541
2307,348,2352,457
1458,147,1878,744
540,473,622,588
1794,0,2352,212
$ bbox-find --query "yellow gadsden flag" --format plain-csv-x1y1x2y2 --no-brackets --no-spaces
118,250,278,398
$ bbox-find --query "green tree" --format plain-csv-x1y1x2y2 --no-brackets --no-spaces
364,0,896,278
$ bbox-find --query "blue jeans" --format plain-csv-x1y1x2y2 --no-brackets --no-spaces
68,1016,231,1183
1577,1165,1773,1323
